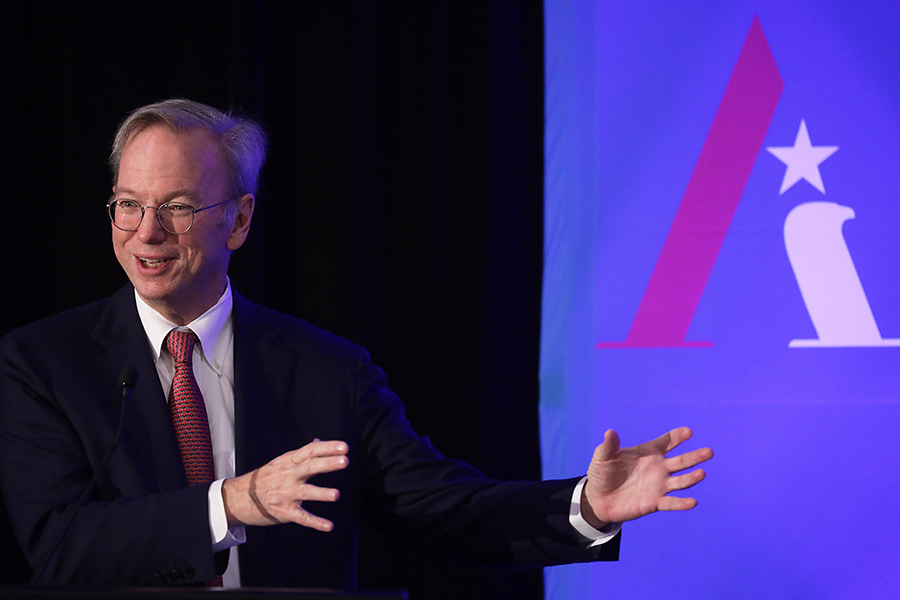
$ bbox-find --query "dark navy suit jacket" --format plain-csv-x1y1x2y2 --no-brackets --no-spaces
0,285,617,587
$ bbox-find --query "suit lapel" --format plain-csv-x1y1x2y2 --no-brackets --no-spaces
231,292,297,477
90,285,187,491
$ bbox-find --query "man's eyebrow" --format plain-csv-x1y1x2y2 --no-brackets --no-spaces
114,188,201,204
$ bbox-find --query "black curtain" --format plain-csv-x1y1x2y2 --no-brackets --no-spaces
0,3,545,599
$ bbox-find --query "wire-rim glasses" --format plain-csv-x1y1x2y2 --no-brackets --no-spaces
107,198,233,235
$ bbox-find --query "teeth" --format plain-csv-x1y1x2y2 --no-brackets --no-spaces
139,258,168,268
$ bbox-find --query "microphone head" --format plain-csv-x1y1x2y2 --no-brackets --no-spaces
118,365,139,394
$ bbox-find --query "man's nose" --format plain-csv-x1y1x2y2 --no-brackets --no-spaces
136,206,168,243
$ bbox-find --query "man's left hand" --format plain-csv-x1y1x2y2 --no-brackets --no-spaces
581,427,713,529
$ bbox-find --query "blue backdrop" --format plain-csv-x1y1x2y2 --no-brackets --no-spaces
541,2,900,598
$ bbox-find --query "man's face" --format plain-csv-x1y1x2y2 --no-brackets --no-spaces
112,125,252,324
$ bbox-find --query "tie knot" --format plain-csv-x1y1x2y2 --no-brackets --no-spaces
166,329,196,364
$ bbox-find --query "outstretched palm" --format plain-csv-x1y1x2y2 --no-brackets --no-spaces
582,427,713,528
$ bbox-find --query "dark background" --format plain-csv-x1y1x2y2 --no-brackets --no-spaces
0,2,546,599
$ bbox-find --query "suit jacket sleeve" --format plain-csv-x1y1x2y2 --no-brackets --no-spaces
230,294,617,587
354,351,619,566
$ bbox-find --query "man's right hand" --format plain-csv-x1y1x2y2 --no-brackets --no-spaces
222,439,349,531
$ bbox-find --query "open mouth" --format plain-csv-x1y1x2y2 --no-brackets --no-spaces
138,257,170,269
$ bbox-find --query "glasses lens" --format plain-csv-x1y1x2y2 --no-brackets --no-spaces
158,204,194,234
110,200,142,231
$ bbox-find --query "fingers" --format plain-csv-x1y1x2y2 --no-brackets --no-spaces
653,468,706,514
666,468,706,493
289,454,349,478
286,440,350,478
290,485,342,532
300,482,341,503
225,439,350,529
658,496,698,512
665,446,714,473
250,479,343,529
280,441,347,531
658,426,693,452
294,507,335,532
291,439,349,462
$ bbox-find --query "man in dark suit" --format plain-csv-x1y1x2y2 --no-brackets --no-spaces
0,99,712,587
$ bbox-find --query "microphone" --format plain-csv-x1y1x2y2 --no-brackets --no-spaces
31,366,138,584
119,365,139,402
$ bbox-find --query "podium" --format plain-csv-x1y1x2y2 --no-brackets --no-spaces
0,588,407,600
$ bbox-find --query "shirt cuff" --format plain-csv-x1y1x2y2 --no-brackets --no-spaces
569,476,622,548
208,479,247,552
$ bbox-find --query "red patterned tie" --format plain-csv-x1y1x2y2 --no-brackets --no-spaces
166,330,222,586
167,330,216,485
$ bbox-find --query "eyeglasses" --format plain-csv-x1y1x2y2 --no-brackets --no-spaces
107,198,232,235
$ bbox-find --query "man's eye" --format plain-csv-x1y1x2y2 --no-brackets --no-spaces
117,200,139,209
165,204,193,212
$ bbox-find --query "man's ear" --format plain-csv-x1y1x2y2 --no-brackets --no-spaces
227,194,255,251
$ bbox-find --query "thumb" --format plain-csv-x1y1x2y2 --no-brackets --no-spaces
593,429,621,462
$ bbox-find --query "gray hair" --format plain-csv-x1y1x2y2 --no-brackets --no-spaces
110,99,268,222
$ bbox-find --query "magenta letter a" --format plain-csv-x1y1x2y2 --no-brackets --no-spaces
598,17,783,349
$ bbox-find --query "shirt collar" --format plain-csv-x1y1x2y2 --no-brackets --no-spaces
134,279,233,373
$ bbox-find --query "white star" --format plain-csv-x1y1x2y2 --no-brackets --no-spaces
767,119,839,194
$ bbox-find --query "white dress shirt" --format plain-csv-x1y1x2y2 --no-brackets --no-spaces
134,284,244,587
